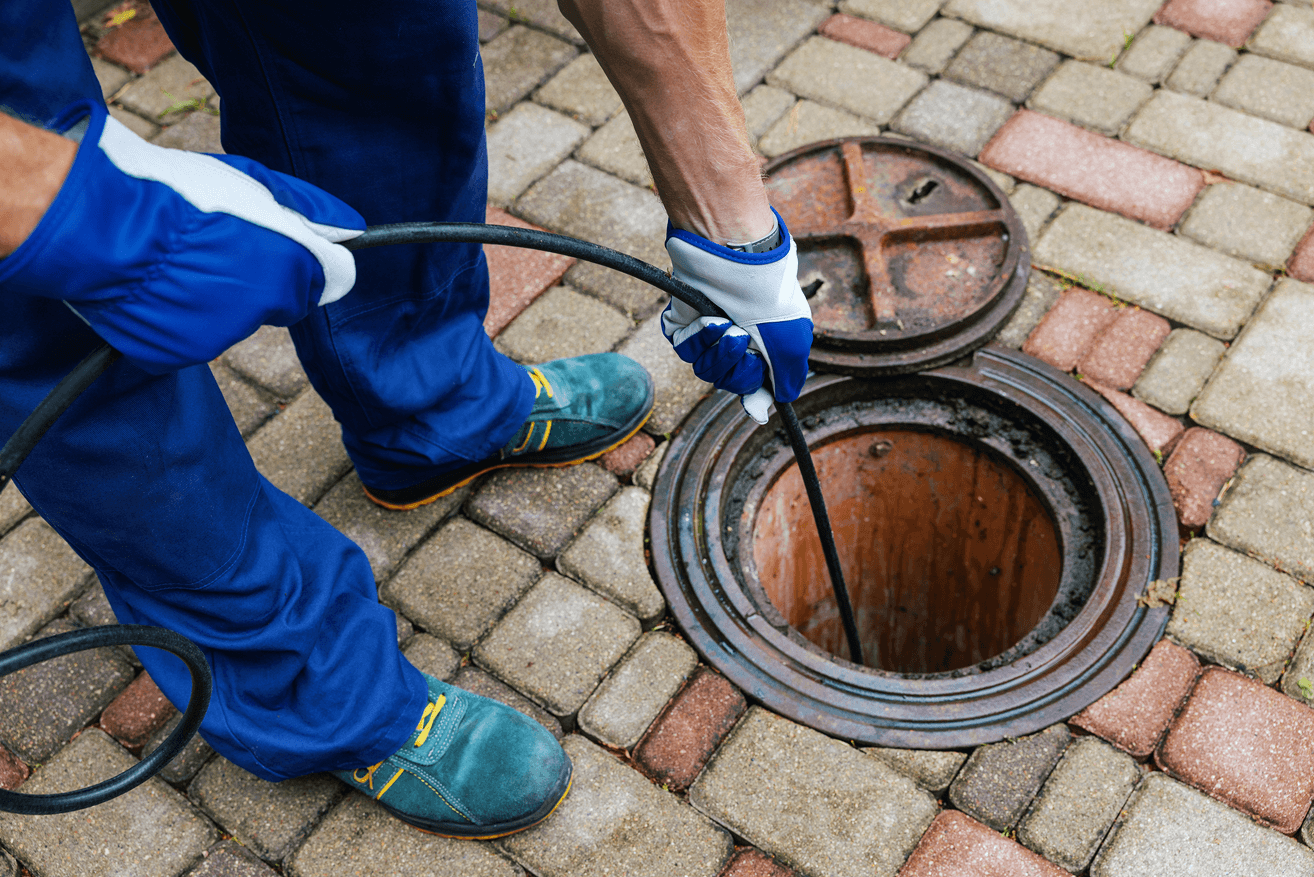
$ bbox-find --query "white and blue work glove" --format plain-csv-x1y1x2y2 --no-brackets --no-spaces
0,99,363,374
662,208,813,423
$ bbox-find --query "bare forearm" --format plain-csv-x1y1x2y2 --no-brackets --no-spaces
558,0,774,245
0,114,77,257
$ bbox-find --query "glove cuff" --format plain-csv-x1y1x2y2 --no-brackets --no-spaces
664,207,792,265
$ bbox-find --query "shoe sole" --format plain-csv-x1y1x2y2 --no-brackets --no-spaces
382,765,573,840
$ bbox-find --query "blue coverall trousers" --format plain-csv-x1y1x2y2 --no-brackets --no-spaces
0,0,534,780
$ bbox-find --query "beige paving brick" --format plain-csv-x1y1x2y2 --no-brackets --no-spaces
486,102,589,206
1212,53,1314,129
576,111,652,188
0,519,91,652
1178,182,1313,269
767,36,927,124
533,53,621,127
494,285,632,364
758,99,880,158
1249,3,1314,70
1028,60,1153,136
901,18,974,74
116,53,213,120
482,25,578,118
725,0,832,93
741,84,796,143
1165,39,1237,97
944,0,1162,61
246,390,350,506
838,0,944,33
1118,24,1193,82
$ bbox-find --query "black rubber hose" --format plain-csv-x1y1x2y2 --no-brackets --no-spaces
347,222,866,666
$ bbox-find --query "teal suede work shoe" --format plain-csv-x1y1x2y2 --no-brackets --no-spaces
334,674,572,838
364,352,654,510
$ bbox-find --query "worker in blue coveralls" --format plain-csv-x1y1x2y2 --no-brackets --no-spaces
0,0,811,838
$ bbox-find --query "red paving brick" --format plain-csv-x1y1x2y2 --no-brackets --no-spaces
95,1,176,74
818,14,911,60
1154,0,1273,48
719,847,798,877
980,110,1204,230
483,206,575,337
1083,379,1185,458
1078,307,1172,391
598,431,655,478
632,666,747,792
1072,639,1201,758
1023,287,1119,372
1288,224,1314,283
1158,667,1314,833
99,671,176,748
0,744,27,790
1162,427,1245,530
899,811,1073,877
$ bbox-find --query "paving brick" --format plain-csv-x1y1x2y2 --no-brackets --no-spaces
482,26,578,119
839,0,943,33
1006,184,1061,252
0,743,27,790
982,110,1203,230
153,107,223,152
116,53,212,121
142,710,216,784
494,286,631,364
556,486,661,620
0,483,30,536
185,840,279,877
892,80,1014,157
484,205,576,337
108,103,159,139
757,100,880,158
1157,666,1314,833
477,8,509,43
864,747,967,794
400,632,461,682
209,362,275,438
1163,427,1245,528
900,17,975,74
1248,3,1314,69
943,0,1161,60
945,31,1059,102
99,670,174,748
1291,224,1314,282
467,463,619,559
577,631,698,749
1164,39,1236,97
474,573,640,716
576,112,652,188
724,0,832,94
947,724,1071,831
718,847,797,877
91,55,131,100
1210,454,1314,584
1125,90,1314,205
900,810,1070,877
190,756,341,861
516,161,669,318
690,707,938,877
1079,306,1172,390
617,312,712,436
1213,53,1314,129
501,735,732,877
634,438,669,491
481,0,581,44
1033,203,1271,338
598,431,655,478
1028,61,1153,136
1283,627,1314,706
0,730,217,876
741,85,796,144
451,665,563,738
0,518,91,652
487,103,589,207
222,325,306,399
533,53,622,127
768,36,927,125
1017,737,1140,871
1118,25,1194,82
818,14,911,59
633,667,747,792
95,1,175,74
1192,278,1314,468
1085,379,1186,457
1073,639,1201,757
1154,0,1273,47
1168,539,1314,682
382,517,540,651
0,849,14,877
287,794,520,877
1022,287,1119,372
247,390,351,506
1180,182,1313,269
1131,328,1225,415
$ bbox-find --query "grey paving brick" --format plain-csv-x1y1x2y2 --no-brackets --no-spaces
494,287,632,364
1210,454,1314,585
210,362,276,437
1249,3,1314,70
839,0,943,33
864,747,967,794
617,312,711,437
117,53,214,120
943,0,1161,61
1180,182,1313,269
974,159,1016,194
742,85,797,144
1192,279,1314,468
1008,184,1062,249
69,580,116,629
451,665,563,738
466,463,619,558
577,631,698,749
891,79,1013,156
1167,539,1314,683
1091,773,1314,877
313,471,463,584
1016,736,1140,872
1125,90,1314,205
481,0,581,45
725,0,832,94
287,794,521,877
690,707,937,877
1028,60,1153,136
633,439,668,491
0,518,91,652
185,840,279,877
222,326,306,399
1283,626,1314,706
477,9,509,43
1164,39,1236,97
517,160,669,318
1118,25,1193,83
1214,53,1314,130
109,104,159,140
487,103,589,207
502,735,731,877
900,17,974,74
154,107,222,152
576,111,651,188
482,26,578,118
247,390,351,506
91,55,130,99
0,849,14,877
474,573,640,716
0,729,217,877
947,724,1071,831
143,711,217,785
394,610,413,645
0,483,30,536
190,757,342,862
557,486,663,622
767,36,927,124
382,517,540,651
757,99,880,158
534,54,622,128
401,633,461,682
1034,204,1271,339
1132,328,1226,415
944,30,1059,102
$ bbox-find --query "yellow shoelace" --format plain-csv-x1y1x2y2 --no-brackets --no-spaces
352,694,447,798
511,368,554,454
528,366,554,400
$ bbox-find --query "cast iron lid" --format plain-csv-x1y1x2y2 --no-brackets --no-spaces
765,137,1030,376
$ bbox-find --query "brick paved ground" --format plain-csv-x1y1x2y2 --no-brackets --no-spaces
4,0,1314,874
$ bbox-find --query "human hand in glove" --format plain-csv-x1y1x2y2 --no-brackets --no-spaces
0,99,363,374
661,208,813,424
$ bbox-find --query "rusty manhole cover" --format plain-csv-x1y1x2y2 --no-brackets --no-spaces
766,137,1030,376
